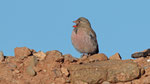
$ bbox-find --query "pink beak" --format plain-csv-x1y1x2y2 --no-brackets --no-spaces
73,20,77,23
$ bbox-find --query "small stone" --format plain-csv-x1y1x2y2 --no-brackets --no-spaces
132,79,142,84
63,54,77,63
61,67,69,77
141,76,150,84
144,67,150,77
8,63,17,69
81,55,88,60
88,53,108,62
14,47,31,58
109,53,122,60
33,51,46,60
131,52,147,58
125,82,132,84
53,69,62,78
14,70,20,74
116,82,132,84
147,59,150,62
142,49,150,56
55,77,66,84
131,49,150,58
102,81,110,84
29,56,38,67
26,66,36,76
0,51,4,62
43,69,47,72
74,81,88,84
46,50,64,62
65,80,71,83
19,55,27,60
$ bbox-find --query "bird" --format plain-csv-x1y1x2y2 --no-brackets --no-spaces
71,17,99,56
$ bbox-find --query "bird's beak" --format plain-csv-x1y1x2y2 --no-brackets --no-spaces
73,20,77,23
73,20,78,28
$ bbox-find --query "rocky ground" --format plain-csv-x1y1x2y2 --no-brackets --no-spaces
0,47,150,84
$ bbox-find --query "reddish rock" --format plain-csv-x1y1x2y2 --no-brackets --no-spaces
0,51,4,62
78,53,108,64
77,55,88,64
102,81,110,84
88,53,108,62
133,57,146,67
52,68,63,78
131,49,150,58
109,53,122,60
144,67,150,77
54,77,66,84
116,82,132,84
33,51,46,60
63,54,78,63
74,81,88,84
68,60,142,83
141,76,150,84
132,52,147,58
132,79,142,84
26,66,36,76
14,47,31,58
46,50,64,62
80,55,88,61
61,67,69,77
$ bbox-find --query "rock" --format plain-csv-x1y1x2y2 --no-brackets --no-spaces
0,51,4,62
24,55,38,77
106,60,142,82
109,53,122,60
61,67,69,77
116,82,132,84
147,49,150,56
102,81,110,84
124,82,132,84
131,49,150,58
46,50,64,62
68,60,142,83
26,66,36,76
63,54,77,63
132,79,142,84
33,51,46,60
144,67,150,77
29,56,38,67
14,47,31,58
133,57,145,63
88,53,108,62
52,69,62,78
131,52,147,58
141,76,150,84
13,70,20,74
74,81,88,84
78,55,88,63
54,77,66,84
68,63,107,84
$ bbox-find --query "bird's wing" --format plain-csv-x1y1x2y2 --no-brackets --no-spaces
87,28,99,53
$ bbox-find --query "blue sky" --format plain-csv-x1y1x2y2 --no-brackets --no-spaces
0,0,150,59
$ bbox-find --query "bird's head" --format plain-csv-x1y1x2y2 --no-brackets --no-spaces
73,17,91,28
